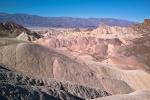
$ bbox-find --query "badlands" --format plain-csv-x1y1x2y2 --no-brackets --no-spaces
0,19,150,100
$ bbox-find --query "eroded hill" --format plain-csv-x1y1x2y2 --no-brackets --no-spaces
0,19,150,100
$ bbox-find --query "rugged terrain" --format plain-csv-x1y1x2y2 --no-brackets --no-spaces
0,19,150,100
0,21,42,40
0,64,110,100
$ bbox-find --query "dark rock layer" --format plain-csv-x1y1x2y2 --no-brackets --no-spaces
0,65,110,100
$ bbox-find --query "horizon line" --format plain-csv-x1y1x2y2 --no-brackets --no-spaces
0,12,143,23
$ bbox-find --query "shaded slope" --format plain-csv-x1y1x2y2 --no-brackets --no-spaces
0,21,28,38
0,65,110,99
0,22,42,40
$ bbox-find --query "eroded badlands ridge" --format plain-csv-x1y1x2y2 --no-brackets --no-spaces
0,38,134,95
0,19,150,100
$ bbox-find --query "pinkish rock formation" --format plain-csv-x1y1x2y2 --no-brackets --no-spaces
0,38,134,95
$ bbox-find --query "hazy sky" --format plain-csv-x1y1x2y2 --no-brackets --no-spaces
0,0,150,22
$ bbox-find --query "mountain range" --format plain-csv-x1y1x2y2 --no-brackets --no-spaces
0,12,137,28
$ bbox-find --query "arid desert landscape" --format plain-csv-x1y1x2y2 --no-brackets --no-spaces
0,17,150,99
0,0,150,100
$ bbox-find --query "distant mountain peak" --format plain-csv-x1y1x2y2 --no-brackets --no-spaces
0,12,137,28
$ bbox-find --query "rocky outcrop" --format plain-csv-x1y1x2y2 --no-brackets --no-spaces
91,19,149,35
0,21,29,38
0,21,28,32
144,19,150,26
0,65,110,100
38,29,63,38
91,23,137,34
132,19,150,33
0,21,42,40
35,37,122,61
17,32,42,41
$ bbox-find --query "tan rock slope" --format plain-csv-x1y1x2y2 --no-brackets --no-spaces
35,34,150,71
91,23,137,34
0,38,133,95
17,31,42,41
93,91,150,100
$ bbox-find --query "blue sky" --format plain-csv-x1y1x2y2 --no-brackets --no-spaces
0,0,150,22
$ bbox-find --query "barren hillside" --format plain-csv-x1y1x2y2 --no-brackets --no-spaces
0,19,150,99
